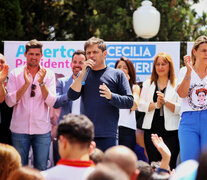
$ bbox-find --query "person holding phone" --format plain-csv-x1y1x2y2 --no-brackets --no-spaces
177,35,207,162
138,52,181,169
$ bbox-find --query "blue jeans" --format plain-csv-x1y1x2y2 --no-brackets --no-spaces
179,110,207,162
11,132,51,170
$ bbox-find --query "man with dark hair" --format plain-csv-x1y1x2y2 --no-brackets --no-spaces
54,49,86,121
42,114,95,180
68,37,133,151
6,39,56,170
53,50,86,163
137,160,153,180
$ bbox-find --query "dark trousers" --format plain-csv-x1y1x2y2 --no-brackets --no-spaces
144,130,179,169
53,139,60,165
0,101,12,145
118,126,136,151
94,137,116,152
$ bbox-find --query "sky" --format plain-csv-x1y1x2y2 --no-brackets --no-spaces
191,0,207,16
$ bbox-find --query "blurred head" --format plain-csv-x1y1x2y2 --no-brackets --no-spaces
89,148,104,165
87,162,129,180
151,52,175,87
0,143,21,180
104,145,139,180
150,172,170,180
196,150,207,180
71,50,86,77
137,160,153,180
0,53,6,71
115,57,136,90
191,35,207,66
7,166,45,180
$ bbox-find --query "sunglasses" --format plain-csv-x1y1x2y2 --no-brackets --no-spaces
30,84,36,97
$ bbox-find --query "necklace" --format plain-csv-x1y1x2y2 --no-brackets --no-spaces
157,80,166,116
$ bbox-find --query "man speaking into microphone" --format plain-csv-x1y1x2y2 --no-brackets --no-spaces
68,37,133,151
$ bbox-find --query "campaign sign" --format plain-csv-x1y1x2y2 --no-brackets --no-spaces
105,42,180,82
4,41,180,82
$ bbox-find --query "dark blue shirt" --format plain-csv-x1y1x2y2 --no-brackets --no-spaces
68,67,133,137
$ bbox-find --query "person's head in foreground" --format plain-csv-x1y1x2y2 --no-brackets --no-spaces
87,162,129,180
104,145,139,180
137,160,153,180
7,166,45,180
57,114,95,159
89,148,104,165
0,143,21,180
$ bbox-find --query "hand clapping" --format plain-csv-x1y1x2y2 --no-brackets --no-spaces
0,64,9,84
156,91,165,107
38,67,47,84
24,66,31,85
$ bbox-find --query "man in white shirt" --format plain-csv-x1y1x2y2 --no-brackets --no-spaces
42,114,95,180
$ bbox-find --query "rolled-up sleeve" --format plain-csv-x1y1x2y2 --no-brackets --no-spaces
138,80,151,112
44,70,56,107
173,93,181,114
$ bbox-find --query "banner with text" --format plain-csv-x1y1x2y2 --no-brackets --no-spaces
4,41,180,82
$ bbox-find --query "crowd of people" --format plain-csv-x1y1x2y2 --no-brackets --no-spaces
0,35,207,179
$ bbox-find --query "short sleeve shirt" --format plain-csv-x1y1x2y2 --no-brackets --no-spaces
177,67,207,114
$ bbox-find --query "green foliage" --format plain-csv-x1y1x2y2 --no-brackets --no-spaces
149,0,205,41
0,0,24,40
51,0,207,41
0,0,24,51
0,0,206,47
53,0,94,40
19,0,60,40
88,0,137,41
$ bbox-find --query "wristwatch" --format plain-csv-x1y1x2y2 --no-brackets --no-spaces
39,82,46,87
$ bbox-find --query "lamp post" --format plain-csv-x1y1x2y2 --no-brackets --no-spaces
133,0,160,39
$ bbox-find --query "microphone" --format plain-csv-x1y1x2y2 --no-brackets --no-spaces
81,67,91,85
